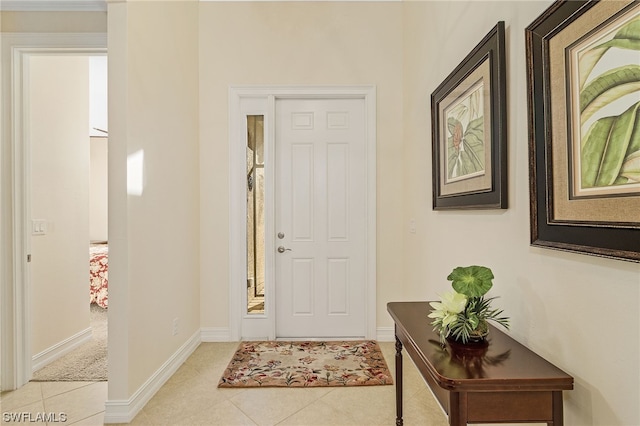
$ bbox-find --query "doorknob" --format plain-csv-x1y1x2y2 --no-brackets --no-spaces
277,246,292,253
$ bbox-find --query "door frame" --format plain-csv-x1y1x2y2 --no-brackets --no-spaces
0,34,107,391
228,86,377,341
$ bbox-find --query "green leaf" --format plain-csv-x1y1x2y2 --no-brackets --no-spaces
447,117,485,179
621,150,640,182
464,117,484,149
626,105,640,154
458,149,482,176
447,265,494,297
582,102,640,187
447,143,458,180
458,117,485,176
468,89,482,121
580,65,640,125
579,17,640,89
447,117,463,179
467,313,479,330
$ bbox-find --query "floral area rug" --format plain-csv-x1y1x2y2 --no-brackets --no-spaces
218,340,393,388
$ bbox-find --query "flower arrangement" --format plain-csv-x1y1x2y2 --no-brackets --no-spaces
428,265,509,344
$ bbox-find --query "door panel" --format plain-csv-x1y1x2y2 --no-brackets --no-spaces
291,144,314,240
275,98,367,338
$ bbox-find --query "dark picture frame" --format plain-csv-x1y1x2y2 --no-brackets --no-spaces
431,21,507,210
526,0,640,263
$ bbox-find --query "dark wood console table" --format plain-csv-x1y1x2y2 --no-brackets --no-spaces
387,301,573,426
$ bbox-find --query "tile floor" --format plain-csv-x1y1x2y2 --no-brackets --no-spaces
1,342,448,425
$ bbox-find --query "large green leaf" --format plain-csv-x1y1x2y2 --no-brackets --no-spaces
468,89,482,121
621,150,640,182
464,116,484,149
580,65,640,125
446,117,484,179
456,150,482,176
448,265,494,298
582,101,640,187
579,17,640,89
459,117,485,175
447,117,463,179
447,136,459,179
626,104,640,154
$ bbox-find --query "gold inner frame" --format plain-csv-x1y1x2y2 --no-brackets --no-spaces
549,0,640,227
439,57,493,197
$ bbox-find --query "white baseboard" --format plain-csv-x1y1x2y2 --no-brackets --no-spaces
103,330,201,424
32,327,92,372
200,327,231,342
376,327,395,342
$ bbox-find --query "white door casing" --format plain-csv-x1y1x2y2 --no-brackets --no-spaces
228,86,376,341
1,35,106,391
275,98,367,338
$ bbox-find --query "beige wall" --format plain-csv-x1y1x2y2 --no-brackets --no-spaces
29,55,91,356
0,11,106,33
402,2,640,425
107,1,201,398
90,137,108,242
198,1,404,336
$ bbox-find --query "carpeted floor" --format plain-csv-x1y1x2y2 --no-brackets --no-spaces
218,340,393,388
31,304,107,382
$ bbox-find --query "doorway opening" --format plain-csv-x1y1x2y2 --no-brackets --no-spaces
28,54,109,382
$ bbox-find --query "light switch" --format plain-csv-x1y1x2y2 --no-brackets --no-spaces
32,220,47,235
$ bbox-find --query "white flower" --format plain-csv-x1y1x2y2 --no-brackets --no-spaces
428,290,468,326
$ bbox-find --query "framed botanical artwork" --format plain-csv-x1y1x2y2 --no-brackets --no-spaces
526,0,640,262
431,21,507,210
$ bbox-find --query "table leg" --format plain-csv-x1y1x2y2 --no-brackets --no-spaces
549,391,564,426
449,392,468,426
395,337,403,426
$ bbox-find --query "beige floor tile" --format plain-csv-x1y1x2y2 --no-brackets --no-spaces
138,402,196,425
319,386,396,425
138,398,257,426
402,387,449,426
230,387,331,426
69,411,105,426
42,381,106,424
0,381,43,412
0,399,45,424
177,399,257,426
124,408,152,425
187,342,238,370
166,362,202,385
139,389,216,425
143,369,242,417
277,399,360,426
40,381,98,399
214,386,250,400
390,346,441,397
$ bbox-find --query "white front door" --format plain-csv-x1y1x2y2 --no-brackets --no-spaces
275,98,367,338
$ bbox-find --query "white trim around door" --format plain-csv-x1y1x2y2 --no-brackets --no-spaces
228,86,376,342
0,33,107,391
